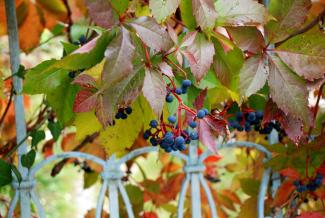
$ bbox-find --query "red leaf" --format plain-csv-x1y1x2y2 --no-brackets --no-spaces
42,140,54,158
318,161,325,176
193,88,207,110
297,212,325,218
85,0,118,29
142,212,158,218
72,74,97,88
272,180,295,207
279,168,301,180
198,118,217,152
73,90,98,113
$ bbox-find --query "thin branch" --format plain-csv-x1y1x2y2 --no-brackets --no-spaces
275,9,325,47
62,0,73,43
0,87,13,126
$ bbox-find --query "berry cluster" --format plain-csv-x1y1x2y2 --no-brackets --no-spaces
165,79,192,103
115,107,132,120
228,110,286,138
293,174,324,193
143,78,209,152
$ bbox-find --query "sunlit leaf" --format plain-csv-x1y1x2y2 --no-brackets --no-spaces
149,0,180,23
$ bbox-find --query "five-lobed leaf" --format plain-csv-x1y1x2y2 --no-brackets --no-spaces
268,54,310,124
215,0,269,26
130,17,173,51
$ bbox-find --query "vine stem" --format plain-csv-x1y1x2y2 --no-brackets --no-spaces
0,87,13,126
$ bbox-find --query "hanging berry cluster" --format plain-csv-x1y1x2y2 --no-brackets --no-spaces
227,109,286,139
143,78,209,153
293,174,324,193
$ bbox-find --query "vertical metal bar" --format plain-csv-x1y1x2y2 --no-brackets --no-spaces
4,1,30,218
96,180,108,218
109,181,119,218
188,140,201,218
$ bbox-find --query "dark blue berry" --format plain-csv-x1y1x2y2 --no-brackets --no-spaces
166,94,174,103
179,144,186,151
189,121,197,128
125,107,132,114
182,79,191,88
68,71,76,78
202,108,209,115
235,111,243,121
120,112,127,119
115,112,122,119
181,87,187,94
175,88,182,95
150,138,158,146
165,147,172,153
190,132,199,140
247,112,256,122
168,115,177,123
293,180,300,187
237,126,244,131
256,111,264,119
175,136,185,146
297,185,307,193
79,35,87,44
149,120,158,128
244,121,251,132
143,130,151,139
197,110,206,119
185,138,191,144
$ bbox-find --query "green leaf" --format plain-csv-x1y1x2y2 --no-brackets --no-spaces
264,154,288,171
0,159,12,187
239,178,260,196
213,41,243,91
180,0,196,30
83,172,99,189
30,130,46,148
48,121,62,141
51,23,65,36
46,76,79,124
36,0,67,14
268,54,309,124
275,31,325,81
266,0,311,43
215,0,269,26
238,197,257,218
239,55,268,98
10,165,22,184
61,41,79,55
149,0,180,23
111,0,129,15
24,30,116,95
192,0,217,29
21,150,36,169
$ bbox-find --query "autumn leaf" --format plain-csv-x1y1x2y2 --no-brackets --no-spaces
130,17,173,51
73,90,98,113
279,168,301,180
272,180,295,207
226,26,265,53
239,55,269,98
192,0,217,29
149,0,180,23
142,68,166,117
297,212,325,218
85,0,118,29
185,32,215,82
275,31,325,81
101,27,135,88
267,54,310,124
215,0,269,26
266,0,311,43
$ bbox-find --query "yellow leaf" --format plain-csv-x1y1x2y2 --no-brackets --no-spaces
84,59,105,83
99,95,155,157
74,111,102,140
239,197,257,218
